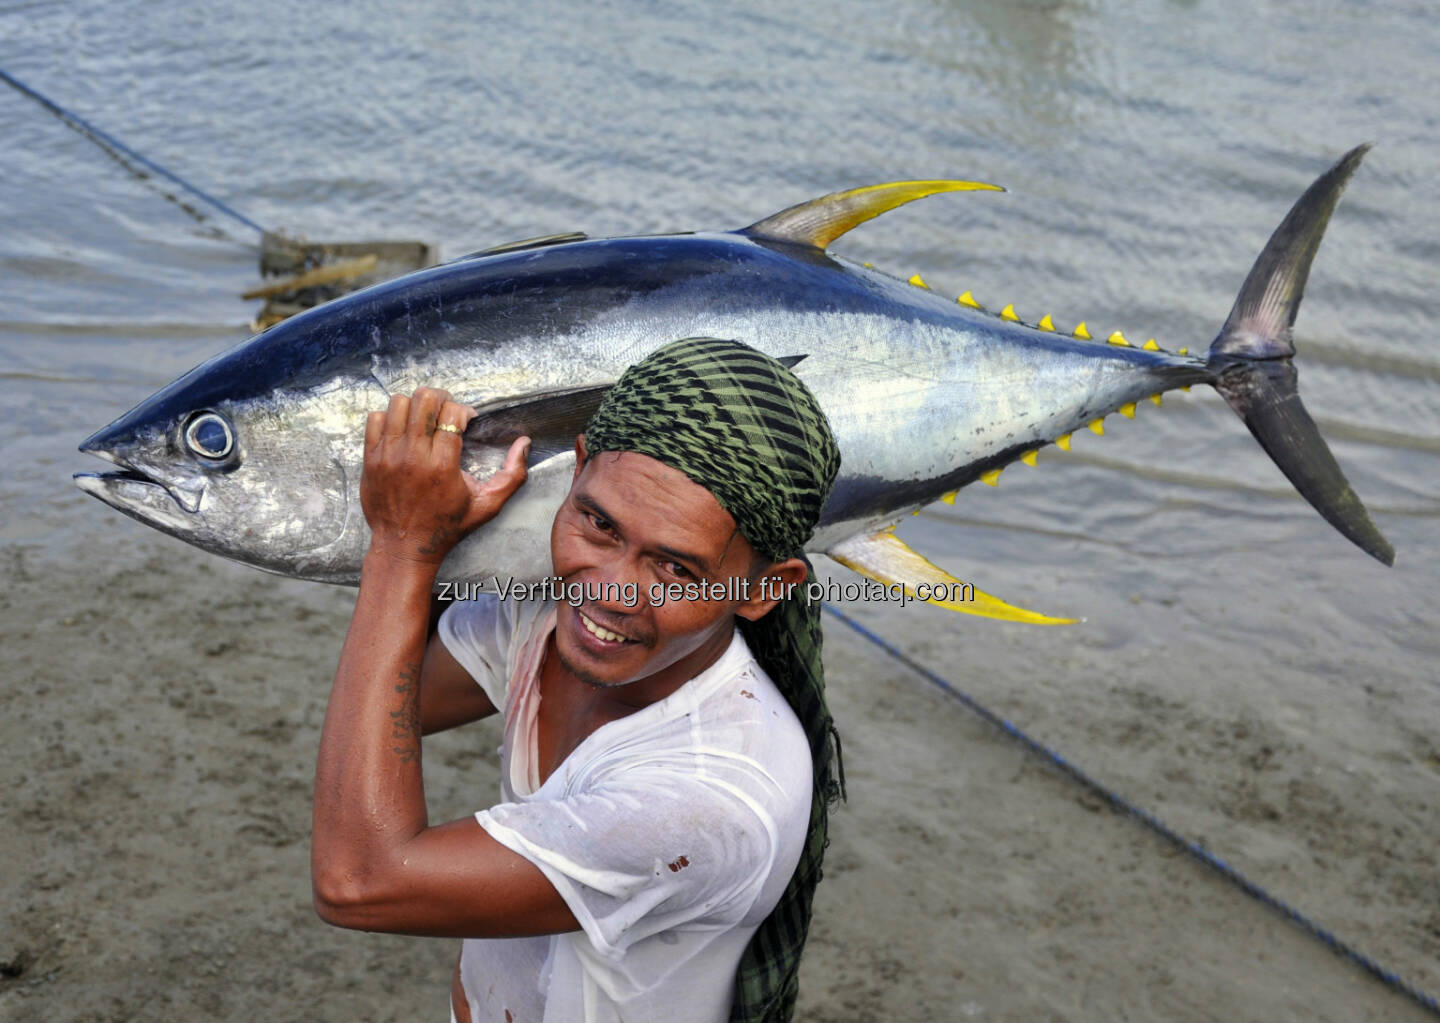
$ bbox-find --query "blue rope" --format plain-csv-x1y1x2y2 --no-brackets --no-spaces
821,601,1440,1019
1,67,267,236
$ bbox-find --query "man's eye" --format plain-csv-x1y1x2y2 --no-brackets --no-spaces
588,513,613,533
664,561,692,580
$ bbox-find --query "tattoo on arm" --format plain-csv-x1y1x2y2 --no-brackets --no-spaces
390,661,422,763
417,509,465,557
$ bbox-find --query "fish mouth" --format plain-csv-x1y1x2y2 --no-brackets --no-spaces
73,461,202,532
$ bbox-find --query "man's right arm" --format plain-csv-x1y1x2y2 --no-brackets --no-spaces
419,629,497,735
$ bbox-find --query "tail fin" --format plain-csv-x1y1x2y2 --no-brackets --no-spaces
1207,144,1395,566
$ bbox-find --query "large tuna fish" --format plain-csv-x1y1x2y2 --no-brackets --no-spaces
75,146,1393,623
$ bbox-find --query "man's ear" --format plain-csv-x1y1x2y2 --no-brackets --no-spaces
572,434,588,483
735,557,809,622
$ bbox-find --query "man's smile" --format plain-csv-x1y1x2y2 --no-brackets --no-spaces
576,608,639,646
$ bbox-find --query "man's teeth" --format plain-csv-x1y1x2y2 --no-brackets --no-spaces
580,611,628,643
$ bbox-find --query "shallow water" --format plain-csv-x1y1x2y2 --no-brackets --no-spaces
2,0,1438,1017
6,0,1437,677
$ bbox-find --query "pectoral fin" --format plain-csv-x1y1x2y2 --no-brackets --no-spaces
464,343,808,463
466,383,615,462
826,529,1075,625
741,179,1004,250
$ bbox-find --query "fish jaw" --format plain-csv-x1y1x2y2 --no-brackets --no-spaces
73,465,201,537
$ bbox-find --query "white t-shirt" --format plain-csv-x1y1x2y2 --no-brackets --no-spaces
438,596,813,1023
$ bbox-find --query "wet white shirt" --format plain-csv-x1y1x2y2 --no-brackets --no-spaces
438,596,812,1023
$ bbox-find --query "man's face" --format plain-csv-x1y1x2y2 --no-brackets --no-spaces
548,441,776,692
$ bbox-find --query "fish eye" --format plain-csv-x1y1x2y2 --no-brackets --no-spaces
183,412,234,461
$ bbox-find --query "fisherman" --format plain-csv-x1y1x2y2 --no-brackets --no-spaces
310,337,844,1022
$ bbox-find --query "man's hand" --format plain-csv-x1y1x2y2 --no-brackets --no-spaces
361,387,529,565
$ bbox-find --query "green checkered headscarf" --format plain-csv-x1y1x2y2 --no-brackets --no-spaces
584,337,844,1023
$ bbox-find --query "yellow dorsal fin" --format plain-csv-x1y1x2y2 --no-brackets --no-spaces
957,290,981,308
908,273,929,289
741,179,1004,250
1142,338,1159,351
827,529,1075,625
1037,314,1055,332
1000,303,1020,322
1107,330,1129,346
1073,321,1091,339
1020,449,1038,467
1119,402,1136,419
1088,417,1105,435
1055,432,1072,450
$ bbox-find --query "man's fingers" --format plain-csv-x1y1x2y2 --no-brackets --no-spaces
502,435,532,473
431,400,474,450
460,436,530,530
383,393,411,436
406,387,450,437
364,411,385,454
480,438,530,499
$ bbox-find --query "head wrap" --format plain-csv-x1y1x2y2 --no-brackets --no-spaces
584,337,843,1023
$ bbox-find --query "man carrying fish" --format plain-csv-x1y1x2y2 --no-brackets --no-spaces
310,338,844,1023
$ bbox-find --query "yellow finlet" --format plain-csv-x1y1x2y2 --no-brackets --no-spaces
1000,303,1020,322
1150,393,1162,406
909,273,929,289
940,489,958,505
862,261,874,269
1088,418,1105,435
1119,402,1136,419
1142,338,1159,351
1181,385,1191,392
957,290,981,308
1107,330,1129,346
1178,346,1189,355
1073,322,1091,339
1037,314,1055,332
827,529,1076,625
1055,432,1072,451
1020,449,1038,467
742,179,1005,250
979,468,1002,486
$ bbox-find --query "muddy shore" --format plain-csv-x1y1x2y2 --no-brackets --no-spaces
2,512,1435,1020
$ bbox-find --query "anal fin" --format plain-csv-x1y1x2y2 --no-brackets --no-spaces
826,529,1075,625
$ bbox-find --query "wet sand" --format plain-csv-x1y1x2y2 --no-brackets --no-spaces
2,516,1435,1020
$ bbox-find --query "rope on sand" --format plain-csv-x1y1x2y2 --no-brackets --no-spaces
1,67,267,235
821,602,1440,1019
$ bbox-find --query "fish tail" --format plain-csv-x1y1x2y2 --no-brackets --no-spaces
1206,144,1393,565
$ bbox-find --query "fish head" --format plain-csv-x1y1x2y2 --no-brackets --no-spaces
74,343,381,579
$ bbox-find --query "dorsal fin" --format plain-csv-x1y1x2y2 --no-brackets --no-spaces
740,179,1004,250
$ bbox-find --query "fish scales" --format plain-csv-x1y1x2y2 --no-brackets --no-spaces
75,151,1393,620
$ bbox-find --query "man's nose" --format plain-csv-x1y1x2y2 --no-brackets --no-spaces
589,553,643,611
